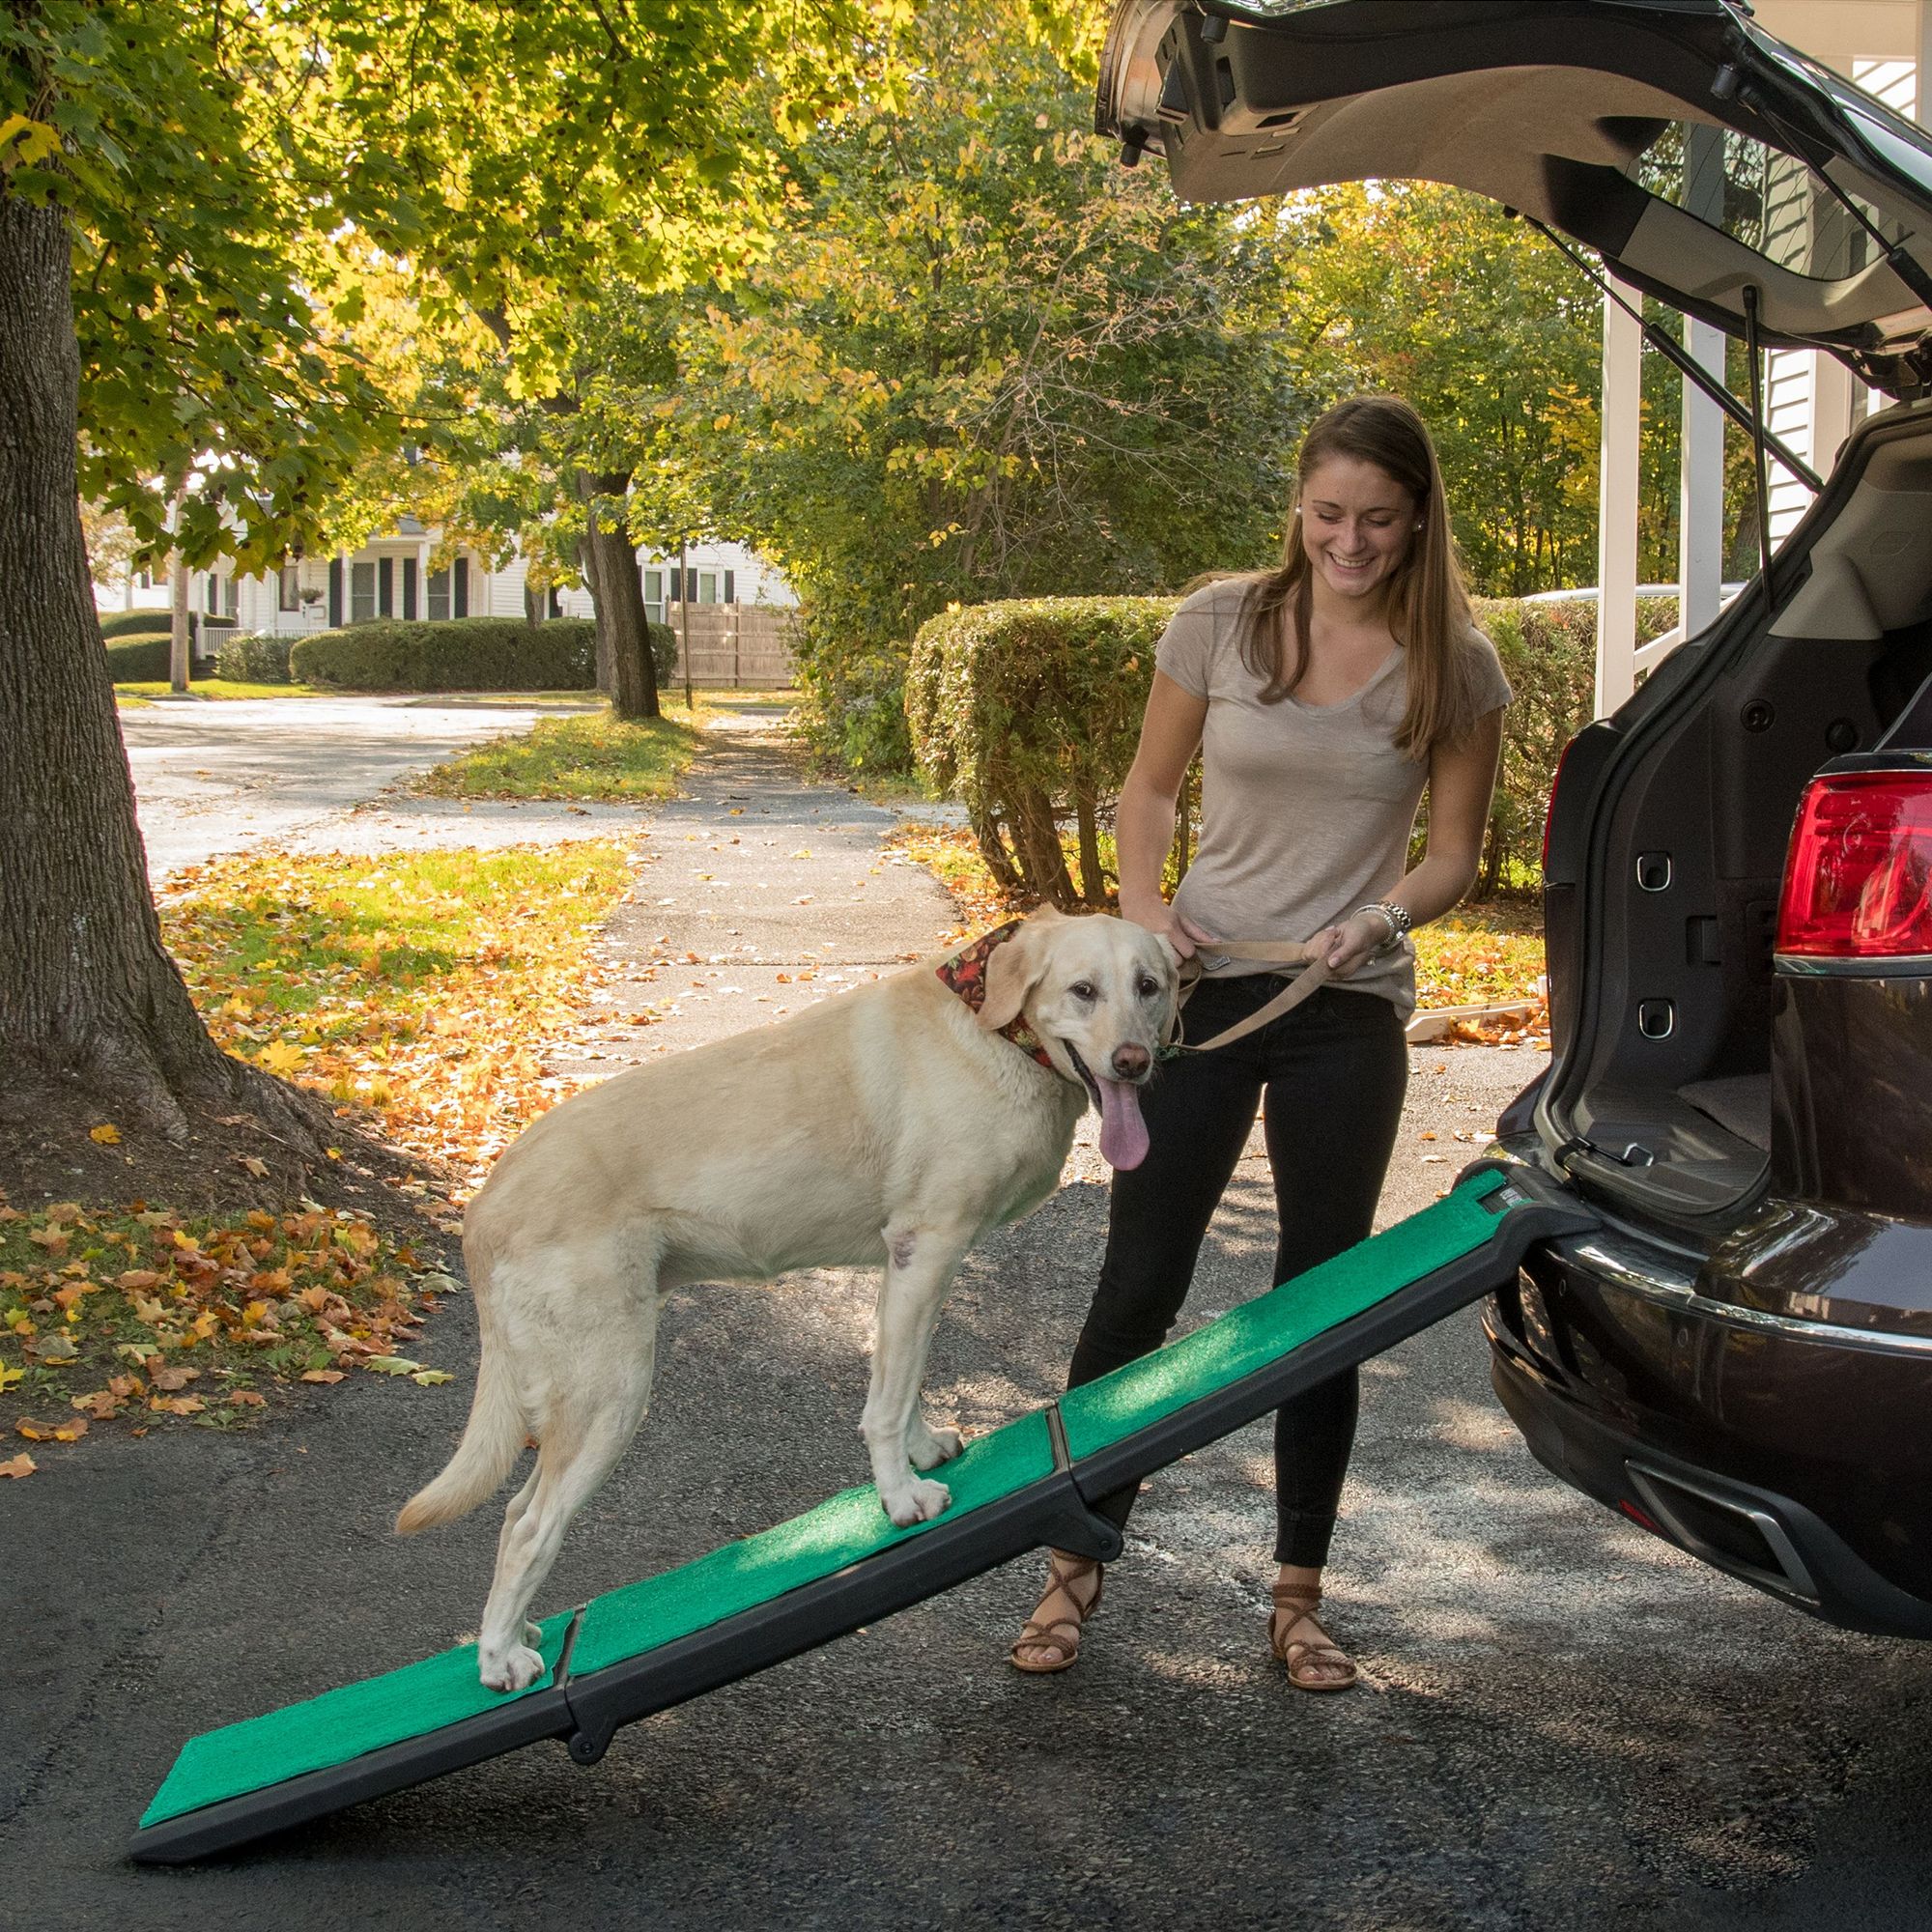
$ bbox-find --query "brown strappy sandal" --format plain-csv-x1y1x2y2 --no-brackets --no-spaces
1009,1550,1105,1675
1268,1579,1358,1692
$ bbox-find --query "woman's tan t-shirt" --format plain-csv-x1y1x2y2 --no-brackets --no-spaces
1156,578,1513,1021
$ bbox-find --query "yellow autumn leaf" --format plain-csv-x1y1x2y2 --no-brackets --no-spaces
0,1454,36,1479
365,1355,422,1377
410,1370,453,1387
0,1364,23,1394
89,1123,122,1145
257,1040,305,1077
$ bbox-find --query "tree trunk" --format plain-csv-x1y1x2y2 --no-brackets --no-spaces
577,471,658,720
167,482,189,694
969,805,1026,897
0,192,323,1151
168,554,190,693
1011,785,1077,909
1074,783,1107,907
577,525,615,696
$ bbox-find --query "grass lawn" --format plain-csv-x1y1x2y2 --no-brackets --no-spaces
115,679,323,701
410,706,707,802
400,689,604,709
161,842,633,1180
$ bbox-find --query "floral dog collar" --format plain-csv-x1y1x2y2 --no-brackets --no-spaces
933,920,1055,1069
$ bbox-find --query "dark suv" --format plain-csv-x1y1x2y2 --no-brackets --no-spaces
1096,0,1932,1636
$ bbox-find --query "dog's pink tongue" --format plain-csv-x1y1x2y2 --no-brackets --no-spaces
1096,1077,1151,1171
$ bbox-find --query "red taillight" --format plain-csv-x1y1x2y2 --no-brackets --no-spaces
1777,771,1932,958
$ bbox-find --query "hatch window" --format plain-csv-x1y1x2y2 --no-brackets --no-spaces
1623,121,1912,286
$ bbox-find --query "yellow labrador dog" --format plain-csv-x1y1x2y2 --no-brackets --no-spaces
399,908,1178,1691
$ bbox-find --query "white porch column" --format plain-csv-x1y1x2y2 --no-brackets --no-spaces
1596,273,1643,719
1680,123,1728,640
1680,320,1728,638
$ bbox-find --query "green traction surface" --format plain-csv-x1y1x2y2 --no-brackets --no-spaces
569,1406,1055,1677
139,1608,576,1830
1060,1169,1508,1460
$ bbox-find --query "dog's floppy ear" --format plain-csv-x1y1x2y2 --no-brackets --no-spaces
979,921,1044,1031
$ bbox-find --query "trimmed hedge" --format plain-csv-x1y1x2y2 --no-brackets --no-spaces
105,636,173,681
906,598,1174,906
906,590,1684,908
289,617,676,694
99,610,171,640
213,632,297,683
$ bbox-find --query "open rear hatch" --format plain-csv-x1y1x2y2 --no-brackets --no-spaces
1098,0,1932,397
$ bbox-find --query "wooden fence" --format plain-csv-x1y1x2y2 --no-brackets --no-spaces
665,605,799,688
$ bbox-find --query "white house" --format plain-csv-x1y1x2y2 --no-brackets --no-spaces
103,525,796,640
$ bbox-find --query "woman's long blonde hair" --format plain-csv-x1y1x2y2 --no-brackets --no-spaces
1240,395,1486,757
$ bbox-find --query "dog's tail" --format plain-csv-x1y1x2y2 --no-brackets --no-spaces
395,1331,525,1536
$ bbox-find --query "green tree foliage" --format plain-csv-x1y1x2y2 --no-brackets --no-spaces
1278,181,1761,596
0,0,920,1133
1278,183,1612,595
680,0,1308,768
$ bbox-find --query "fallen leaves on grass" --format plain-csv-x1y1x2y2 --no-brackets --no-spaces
1412,916,1547,1019
0,1195,456,1457
161,843,633,1186
408,711,705,803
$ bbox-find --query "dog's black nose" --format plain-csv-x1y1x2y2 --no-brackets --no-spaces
1111,1043,1151,1079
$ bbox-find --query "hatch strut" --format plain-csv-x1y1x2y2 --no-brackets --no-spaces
1742,285,1776,593
1524,215,1817,599
1522,216,1823,499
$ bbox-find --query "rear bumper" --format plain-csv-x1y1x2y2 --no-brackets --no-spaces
1490,1315,1932,1639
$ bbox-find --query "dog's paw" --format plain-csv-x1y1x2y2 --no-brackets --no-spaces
907,1424,964,1471
882,1478,952,1527
478,1643,546,1694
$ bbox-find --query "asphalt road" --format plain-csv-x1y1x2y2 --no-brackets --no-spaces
8,709,1932,1928
120,694,624,882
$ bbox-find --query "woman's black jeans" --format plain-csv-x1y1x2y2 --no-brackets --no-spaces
1066,974,1408,1568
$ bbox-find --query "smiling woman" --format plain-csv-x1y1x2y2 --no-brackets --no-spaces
1010,394,1513,1687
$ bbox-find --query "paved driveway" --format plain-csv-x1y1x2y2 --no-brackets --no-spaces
13,711,1928,1927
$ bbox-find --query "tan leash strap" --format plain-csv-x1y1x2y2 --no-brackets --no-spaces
1172,940,1333,1053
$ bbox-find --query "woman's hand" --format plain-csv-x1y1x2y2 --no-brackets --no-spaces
1121,893,1217,962
1316,909,1399,979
